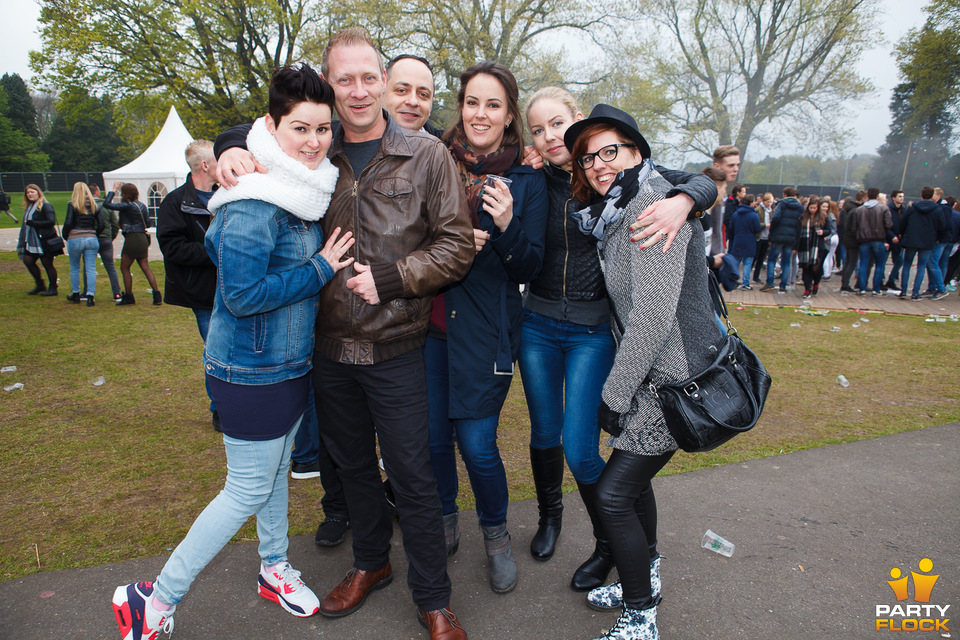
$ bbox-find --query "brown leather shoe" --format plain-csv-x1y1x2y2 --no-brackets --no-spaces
319,564,392,617
417,607,467,640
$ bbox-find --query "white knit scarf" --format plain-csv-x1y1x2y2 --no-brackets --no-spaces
207,117,339,221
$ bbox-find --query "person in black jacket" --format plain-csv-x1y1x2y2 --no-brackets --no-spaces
104,181,162,305
16,184,61,296
157,140,220,425
761,186,803,292
0,189,16,223
885,190,906,290
62,182,105,306
899,185,948,300
520,88,717,592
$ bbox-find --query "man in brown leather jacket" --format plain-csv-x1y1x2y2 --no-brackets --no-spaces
217,28,473,640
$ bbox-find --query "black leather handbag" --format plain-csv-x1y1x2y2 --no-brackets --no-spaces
648,272,771,452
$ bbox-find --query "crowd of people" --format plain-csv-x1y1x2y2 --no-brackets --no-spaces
707,179,960,301
6,26,954,640
13,180,161,305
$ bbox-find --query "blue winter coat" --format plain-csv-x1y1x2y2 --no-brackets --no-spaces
726,204,761,259
444,163,548,419
768,197,803,247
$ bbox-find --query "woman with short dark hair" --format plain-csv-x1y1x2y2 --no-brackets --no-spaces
111,63,354,639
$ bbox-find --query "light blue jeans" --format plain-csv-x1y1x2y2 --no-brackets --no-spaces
154,417,301,606
67,236,99,296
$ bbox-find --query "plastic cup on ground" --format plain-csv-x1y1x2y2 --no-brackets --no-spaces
837,375,849,388
701,529,735,557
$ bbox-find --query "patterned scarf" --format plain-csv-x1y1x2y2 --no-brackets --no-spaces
23,203,43,254
449,139,518,229
571,160,649,249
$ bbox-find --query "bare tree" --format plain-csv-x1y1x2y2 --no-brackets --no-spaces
32,91,58,141
635,0,879,158
308,0,620,100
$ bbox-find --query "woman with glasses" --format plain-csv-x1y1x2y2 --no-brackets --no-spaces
565,104,723,640
521,88,717,595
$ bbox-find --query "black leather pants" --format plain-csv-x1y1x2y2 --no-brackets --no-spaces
596,448,674,608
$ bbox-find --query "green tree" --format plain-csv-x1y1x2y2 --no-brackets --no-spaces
866,0,960,193
32,0,317,138
633,0,877,159
40,88,125,171
0,73,40,139
0,88,51,171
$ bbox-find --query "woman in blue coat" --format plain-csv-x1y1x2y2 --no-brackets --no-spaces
430,61,547,593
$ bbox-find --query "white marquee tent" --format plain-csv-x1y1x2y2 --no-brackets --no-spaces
103,105,194,224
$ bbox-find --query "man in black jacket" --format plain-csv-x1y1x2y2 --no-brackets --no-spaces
761,186,803,292
156,140,220,429
885,190,906,290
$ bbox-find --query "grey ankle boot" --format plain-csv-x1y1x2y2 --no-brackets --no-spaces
481,523,517,593
443,512,460,556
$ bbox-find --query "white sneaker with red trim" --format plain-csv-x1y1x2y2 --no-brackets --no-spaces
257,561,320,617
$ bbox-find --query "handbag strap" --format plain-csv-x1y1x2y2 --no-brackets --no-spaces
707,270,737,335
136,201,149,231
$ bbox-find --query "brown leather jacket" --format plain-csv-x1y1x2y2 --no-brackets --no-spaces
315,113,474,365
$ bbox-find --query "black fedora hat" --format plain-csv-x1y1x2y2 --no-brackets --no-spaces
563,104,651,160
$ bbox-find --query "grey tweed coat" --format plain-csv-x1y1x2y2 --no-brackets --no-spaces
600,169,725,456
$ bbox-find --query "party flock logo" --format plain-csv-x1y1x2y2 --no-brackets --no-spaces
875,558,950,632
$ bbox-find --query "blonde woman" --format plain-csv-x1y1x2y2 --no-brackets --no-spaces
62,182,104,306
16,184,61,296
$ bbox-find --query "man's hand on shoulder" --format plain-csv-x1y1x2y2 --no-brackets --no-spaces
217,148,266,188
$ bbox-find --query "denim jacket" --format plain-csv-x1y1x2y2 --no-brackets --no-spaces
202,199,334,384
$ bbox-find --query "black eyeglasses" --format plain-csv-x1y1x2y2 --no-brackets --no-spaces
577,143,636,169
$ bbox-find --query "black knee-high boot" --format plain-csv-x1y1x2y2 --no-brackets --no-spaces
529,445,564,560
570,479,615,591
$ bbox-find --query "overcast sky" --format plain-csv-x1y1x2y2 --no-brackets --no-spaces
5,0,928,160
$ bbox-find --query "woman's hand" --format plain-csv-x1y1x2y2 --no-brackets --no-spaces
217,148,267,188
112,181,120,191
480,178,513,232
473,228,491,253
629,193,695,251
318,227,355,273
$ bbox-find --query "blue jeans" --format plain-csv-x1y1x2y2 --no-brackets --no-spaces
425,336,509,527
901,248,932,296
518,310,614,484
67,236,99,295
291,385,318,465
738,256,753,287
858,242,886,293
154,417,301,606
193,309,215,413
938,243,954,285
926,243,947,292
766,243,791,286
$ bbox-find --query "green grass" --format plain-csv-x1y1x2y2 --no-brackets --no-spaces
1,250,958,581
0,192,72,229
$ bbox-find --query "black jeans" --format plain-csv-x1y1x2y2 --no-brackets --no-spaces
596,448,674,609
753,240,769,281
312,349,451,611
840,242,860,289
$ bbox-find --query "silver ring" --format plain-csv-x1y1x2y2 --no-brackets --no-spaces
658,230,667,237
